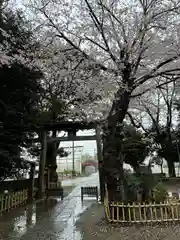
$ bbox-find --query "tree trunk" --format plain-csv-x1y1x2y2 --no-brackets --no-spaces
117,157,126,201
103,90,130,201
96,125,105,202
46,130,60,182
166,132,175,177
37,131,47,198
160,164,163,174
167,159,176,177
133,165,141,174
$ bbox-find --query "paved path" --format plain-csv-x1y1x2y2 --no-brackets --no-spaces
62,174,99,187
0,173,99,240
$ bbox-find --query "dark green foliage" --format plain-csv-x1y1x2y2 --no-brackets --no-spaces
152,182,168,203
147,126,180,177
155,129,180,161
57,147,68,158
0,6,42,180
0,5,38,58
116,124,149,171
125,170,163,203
28,134,69,160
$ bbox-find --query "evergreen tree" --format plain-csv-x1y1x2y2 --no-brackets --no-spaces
0,4,42,180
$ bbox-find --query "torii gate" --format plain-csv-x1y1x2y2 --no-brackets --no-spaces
37,121,105,202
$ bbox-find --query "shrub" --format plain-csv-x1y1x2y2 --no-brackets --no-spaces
152,182,168,203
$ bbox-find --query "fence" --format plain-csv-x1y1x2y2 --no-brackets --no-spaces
81,186,98,201
0,179,37,194
48,182,62,189
104,196,180,223
0,189,28,215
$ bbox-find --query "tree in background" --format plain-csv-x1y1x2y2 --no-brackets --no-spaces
129,80,179,177
0,2,43,180
148,153,164,174
118,124,149,172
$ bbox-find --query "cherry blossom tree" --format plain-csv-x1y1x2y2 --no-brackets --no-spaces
31,37,114,183
128,79,179,177
25,0,180,200
35,40,108,120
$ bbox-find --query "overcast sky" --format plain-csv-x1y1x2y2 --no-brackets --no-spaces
59,130,97,157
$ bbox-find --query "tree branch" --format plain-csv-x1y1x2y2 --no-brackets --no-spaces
97,1,128,45
134,55,180,88
131,76,179,98
140,100,160,134
126,112,141,128
84,0,117,64
85,36,108,52
38,8,117,74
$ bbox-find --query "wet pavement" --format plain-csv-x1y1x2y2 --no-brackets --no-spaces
0,173,99,240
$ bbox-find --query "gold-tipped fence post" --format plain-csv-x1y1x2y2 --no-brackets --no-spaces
104,199,180,224
0,189,28,215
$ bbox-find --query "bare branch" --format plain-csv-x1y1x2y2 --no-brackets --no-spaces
97,1,128,45
36,6,117,74
131,75,179,98
126,112,141,128
84,0,117,64
85,36,108,52
140,99,160,134
134,55,180,88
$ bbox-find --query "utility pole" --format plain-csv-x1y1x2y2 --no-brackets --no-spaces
72,140,75,176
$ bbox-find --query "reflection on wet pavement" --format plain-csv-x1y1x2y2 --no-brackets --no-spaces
0,173,99,240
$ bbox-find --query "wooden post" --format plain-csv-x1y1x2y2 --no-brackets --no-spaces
37,131,47,199
96,125,105,202
96,186,98,201
26,205,33,225
47,168,50,190
72,140,75,176
81,187,83,202
28,163,35,203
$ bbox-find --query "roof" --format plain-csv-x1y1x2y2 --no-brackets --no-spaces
42,121,99,131
82,161,98,166
22,159,38,166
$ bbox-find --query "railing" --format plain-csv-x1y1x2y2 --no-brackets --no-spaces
104,199,180,223
0,189,28,215
81,186,98,201
48,182,62,189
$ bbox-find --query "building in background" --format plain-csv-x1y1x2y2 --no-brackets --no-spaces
84,165,96,176
56,145,84,174
151,161,180,177
57,158,82,174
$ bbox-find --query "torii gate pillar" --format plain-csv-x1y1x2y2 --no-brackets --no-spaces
96,125,105,202
37,131,47,199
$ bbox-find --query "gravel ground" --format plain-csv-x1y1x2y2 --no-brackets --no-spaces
76,203,180,240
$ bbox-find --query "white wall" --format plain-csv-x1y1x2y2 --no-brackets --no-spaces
152,165,180,177
84,165,96,176
57,159,82,173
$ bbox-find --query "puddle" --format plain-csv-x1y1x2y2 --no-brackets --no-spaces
0,198,59,239
0,173,99,240
56,198,95,240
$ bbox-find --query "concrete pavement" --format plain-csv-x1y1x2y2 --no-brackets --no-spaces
0,173,99,240
61,173,99,187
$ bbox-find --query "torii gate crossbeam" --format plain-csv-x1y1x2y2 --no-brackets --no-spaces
38,121,104,202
